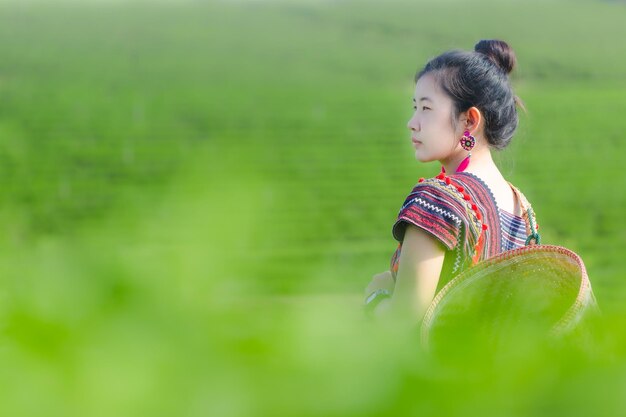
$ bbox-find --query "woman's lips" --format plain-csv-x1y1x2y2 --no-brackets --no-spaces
412,137,422,145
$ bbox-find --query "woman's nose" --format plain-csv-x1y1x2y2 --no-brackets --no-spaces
407,113,419,131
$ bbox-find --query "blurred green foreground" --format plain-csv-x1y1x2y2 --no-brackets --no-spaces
0,0,625,416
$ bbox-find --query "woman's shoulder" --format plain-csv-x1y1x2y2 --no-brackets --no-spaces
400,171,498,209
393,176,467,248
449,171,530,217
392,172,490,246
446,171,495,198
399,175,470,214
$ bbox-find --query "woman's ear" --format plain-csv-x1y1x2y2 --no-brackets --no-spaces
465,107,482,132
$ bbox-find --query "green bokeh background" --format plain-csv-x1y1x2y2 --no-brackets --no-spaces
0,0,625,415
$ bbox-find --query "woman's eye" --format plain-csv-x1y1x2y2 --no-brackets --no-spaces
422,106,430,111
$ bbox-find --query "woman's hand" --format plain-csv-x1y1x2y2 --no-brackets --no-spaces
364,270,395,299
364,271,395,316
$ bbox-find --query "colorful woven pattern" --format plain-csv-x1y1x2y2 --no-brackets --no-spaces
390,172,531,283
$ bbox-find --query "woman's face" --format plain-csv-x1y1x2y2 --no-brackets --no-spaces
406,73,462,163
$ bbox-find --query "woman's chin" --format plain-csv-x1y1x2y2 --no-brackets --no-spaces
414,151,432,163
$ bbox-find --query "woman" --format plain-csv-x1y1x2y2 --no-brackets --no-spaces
365,39,538,322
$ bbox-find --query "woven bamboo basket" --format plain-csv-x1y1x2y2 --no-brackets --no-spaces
420,245,598,351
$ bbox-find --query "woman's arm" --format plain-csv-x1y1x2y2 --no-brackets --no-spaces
389,224,446,322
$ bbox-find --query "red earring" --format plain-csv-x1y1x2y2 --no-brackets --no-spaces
456,130,475,172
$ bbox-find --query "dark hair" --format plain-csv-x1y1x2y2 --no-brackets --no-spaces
415,39,522,150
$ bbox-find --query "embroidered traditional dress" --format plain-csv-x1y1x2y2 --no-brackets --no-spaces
390,171,537,293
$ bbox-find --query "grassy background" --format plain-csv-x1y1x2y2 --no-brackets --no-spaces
0,0,625,415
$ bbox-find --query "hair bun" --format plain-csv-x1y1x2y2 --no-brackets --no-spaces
474,39,516,74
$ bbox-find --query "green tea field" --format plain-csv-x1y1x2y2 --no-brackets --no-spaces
0,0,625,415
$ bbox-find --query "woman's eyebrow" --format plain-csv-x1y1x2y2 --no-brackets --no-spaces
413,97,433,102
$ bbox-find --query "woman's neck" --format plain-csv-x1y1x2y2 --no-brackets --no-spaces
441,147,498,177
